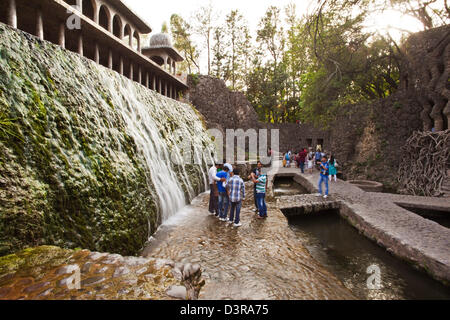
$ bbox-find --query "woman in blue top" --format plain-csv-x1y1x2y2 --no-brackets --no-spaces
285,152,291,167
328,155,338,182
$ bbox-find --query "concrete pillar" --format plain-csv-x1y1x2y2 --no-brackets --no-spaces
93,3,99,23
136,33,141,52
108,15,113,33
119,57,123,75
165,81,168,97
58,22,65,48
138,66,142,84
94,43,100,64
158,79,162,94
169,84,172,99
7,0,17,28
129,28,134,47
173,61,176,75
78,33,83,56
108,49,113,69
164,56,168,71
152,76,156,91
119,24,124,39
36,9,44,40
129,62,134,80
145,73,149,88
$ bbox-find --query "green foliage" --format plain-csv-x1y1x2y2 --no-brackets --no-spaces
170,14,200,74
190,73,200,87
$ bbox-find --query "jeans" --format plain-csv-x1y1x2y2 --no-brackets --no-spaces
208,184,218,214
318,175,329,196
256,193,267,217
229,201,242,224
218,192,230,219
299,162,305,173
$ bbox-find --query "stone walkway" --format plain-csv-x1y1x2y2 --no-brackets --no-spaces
142,191,355,300
267,167,450,285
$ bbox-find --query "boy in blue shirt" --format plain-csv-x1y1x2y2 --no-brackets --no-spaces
216,166,230,220
316,156,329,198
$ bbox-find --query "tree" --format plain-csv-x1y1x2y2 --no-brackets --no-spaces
256,6,286,67
211,26,227,79
388,0,450,29
170,14,200,74
224,10,249,90
193,3,217,75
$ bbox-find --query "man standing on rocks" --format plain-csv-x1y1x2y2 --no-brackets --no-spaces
249,161,263,214
208,162,222,216
316,156,330,199
227,168,245,227
252,170,268,219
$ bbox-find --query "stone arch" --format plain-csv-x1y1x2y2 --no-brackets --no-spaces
123,24,132,46
112,14,123,39
82,0,95,20
98,5,110,31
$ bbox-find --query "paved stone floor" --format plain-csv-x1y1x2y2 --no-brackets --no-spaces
0,246,203,300
142,192,355,300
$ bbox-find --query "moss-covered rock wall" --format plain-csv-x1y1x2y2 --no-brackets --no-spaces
0,24,212,256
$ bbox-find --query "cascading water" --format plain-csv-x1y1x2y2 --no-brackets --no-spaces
100,72,213,224
0,23,215,256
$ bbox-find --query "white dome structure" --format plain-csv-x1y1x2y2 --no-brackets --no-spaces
149,33,173,49
142,32,183,75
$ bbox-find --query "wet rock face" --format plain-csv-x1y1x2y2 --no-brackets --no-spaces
0,24,213,256
0,246,204,300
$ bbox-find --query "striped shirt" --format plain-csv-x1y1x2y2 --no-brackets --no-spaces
227,175,245,203
256,175,267,193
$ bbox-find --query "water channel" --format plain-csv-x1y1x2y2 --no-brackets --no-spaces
143,176,450,300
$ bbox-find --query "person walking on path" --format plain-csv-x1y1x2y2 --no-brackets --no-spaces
328,155,338,182
252,171,268,219
227,168,245,227
249,161,263,215
208,163,222,216
216,166,230,221
307,154,314,174
285,152,291,168
298,148,307,174
316,156,330,198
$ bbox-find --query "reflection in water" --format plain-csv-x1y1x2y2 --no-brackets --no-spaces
287,212,450,300
142,192,355,300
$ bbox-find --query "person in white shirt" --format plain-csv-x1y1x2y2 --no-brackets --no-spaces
208,163,222,216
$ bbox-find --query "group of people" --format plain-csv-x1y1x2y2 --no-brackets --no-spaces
283,146,339,199
207,161,269,227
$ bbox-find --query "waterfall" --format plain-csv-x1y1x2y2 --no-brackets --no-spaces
99,71,214,223
0,23,215,255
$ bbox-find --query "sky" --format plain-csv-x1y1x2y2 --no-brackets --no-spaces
122,0,426,72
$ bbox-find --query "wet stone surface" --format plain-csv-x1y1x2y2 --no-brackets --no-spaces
143,188,355,300
0,246,202,300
